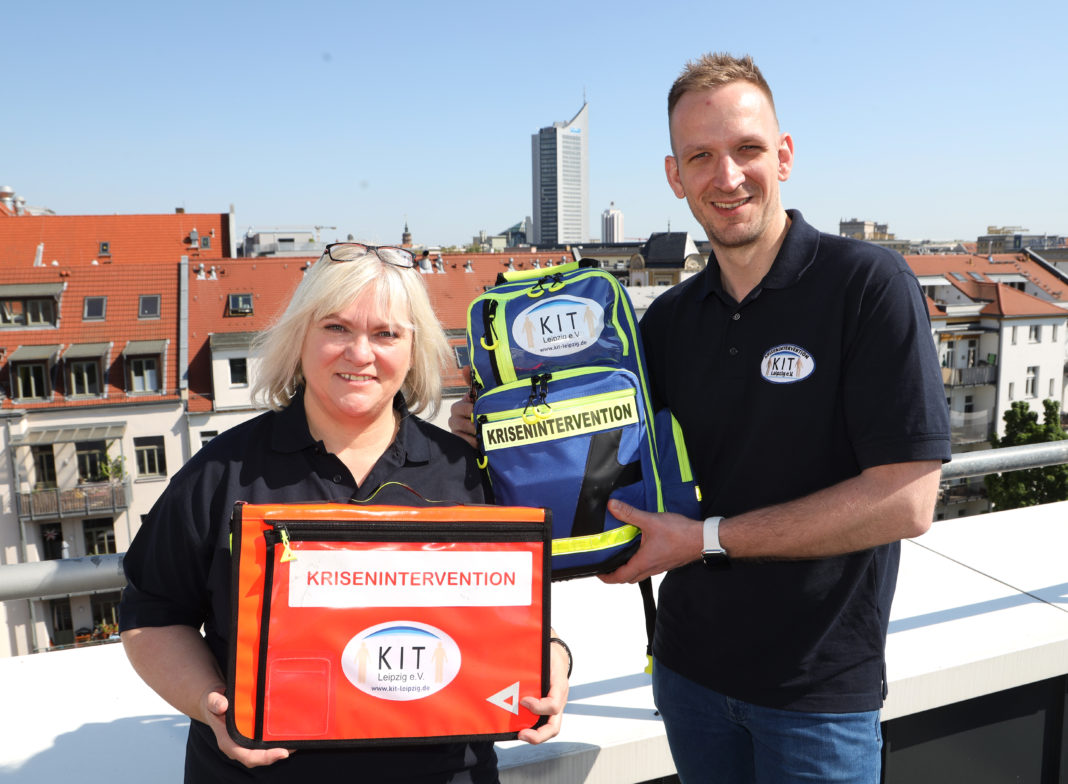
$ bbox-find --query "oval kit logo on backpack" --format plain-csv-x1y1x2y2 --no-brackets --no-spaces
512,295,604,357
761,344,815,384
342,621,461,701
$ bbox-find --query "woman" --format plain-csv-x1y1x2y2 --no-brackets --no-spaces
119,243,570,782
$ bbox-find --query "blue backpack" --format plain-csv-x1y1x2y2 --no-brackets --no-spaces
466,260,699,580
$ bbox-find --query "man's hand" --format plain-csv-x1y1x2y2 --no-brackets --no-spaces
448,367,478,449
598,499,703,584
517,633,571,744
201,686,293,768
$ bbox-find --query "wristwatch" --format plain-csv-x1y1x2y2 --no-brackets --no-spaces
701,516,730,569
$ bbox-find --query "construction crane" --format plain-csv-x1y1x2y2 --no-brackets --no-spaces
314,225,337,243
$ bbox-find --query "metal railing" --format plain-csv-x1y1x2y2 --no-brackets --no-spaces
16,479,132,521
941,365,997,386
1,441,1067,604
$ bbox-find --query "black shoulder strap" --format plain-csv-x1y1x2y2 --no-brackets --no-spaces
639,577,656,674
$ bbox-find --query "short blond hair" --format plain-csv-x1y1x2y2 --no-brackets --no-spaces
668,52,777,122
250,253,449,417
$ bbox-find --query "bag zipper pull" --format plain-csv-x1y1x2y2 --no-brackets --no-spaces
278,525,296,563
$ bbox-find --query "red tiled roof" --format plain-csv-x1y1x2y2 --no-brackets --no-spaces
0,244,588,413
0,212,232,267
0,263,182,409
186,258,309,412
906,253,1068,318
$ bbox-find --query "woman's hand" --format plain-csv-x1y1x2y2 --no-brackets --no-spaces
199,685,293,767
517,634,571,744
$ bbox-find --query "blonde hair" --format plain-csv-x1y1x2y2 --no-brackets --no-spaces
250,253,449,417
668,52,777,122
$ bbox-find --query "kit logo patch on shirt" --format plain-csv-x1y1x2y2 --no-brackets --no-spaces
761,344,814,384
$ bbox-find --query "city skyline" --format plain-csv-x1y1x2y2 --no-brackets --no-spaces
4,0,1067,249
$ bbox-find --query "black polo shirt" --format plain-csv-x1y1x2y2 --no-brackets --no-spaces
641,210,950,713
120,392,497,783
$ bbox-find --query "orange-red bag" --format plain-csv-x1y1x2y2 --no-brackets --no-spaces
226,502,551,748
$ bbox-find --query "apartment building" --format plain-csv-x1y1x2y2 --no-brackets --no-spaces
908,253,1068,517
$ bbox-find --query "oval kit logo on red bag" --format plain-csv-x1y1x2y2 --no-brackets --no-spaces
341,621,461,701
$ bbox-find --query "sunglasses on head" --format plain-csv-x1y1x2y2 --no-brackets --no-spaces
323,243,416,269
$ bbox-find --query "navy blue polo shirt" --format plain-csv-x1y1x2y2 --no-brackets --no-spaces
640,210,950,713
120,392,497,782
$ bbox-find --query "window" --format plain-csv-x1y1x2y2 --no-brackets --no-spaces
41,523,64,560
98,242,110,256
229,357,248,386
453,345,470,368
130,357,159,392
1008,382,1015,400
941,340,955,367
228,293,253,315
32,445,57,489
70,360,101,396
1054,325,1060,342
1029,325,1041,343
134,436,167,478
83,296,107,320
964,395,974,414
1011,326,1017,345
90,590,122,636
76,441,108,482
84,519,116,555
138,294,161,319
50,599,74,647
199,430,218,450
1025,366,1038,398
1,298,56,326
15,363,49,399
201,236,211,249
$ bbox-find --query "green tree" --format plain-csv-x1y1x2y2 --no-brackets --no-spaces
984,399,1068,510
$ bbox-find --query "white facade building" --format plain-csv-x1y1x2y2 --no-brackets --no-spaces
602,202,623,243
531,103,589,246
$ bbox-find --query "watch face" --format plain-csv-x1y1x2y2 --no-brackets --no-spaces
702,550,730,570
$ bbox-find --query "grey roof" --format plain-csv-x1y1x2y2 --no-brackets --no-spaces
641,232,696,268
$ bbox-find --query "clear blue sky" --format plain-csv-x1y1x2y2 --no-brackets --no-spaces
4,0,1065,248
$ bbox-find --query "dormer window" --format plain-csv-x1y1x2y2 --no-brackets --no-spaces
1,298,56,327
99,242,111,256
123,340,166,394
201,236,211,250
228,293,253,315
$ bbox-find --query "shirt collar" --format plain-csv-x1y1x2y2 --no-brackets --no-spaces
270,389,430,467
697,209,820,303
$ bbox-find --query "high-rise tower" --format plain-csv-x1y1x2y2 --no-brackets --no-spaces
602,202,623,243
531,103,588,246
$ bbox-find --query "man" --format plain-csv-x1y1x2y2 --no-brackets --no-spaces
453,53,949,782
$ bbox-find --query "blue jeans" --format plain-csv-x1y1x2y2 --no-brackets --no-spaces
652,658,882,783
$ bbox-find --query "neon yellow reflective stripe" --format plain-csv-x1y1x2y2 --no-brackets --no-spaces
482,390,638,451
671,414,693,483
552,523,640,555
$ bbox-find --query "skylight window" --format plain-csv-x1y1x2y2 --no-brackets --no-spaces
138,295,161,319
83,296,106,320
